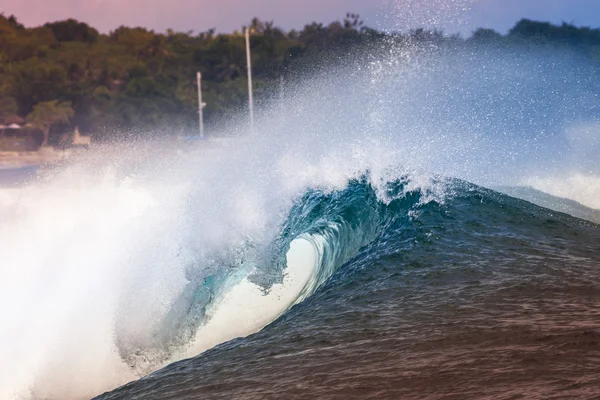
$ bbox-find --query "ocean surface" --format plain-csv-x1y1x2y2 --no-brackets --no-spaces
2,37,600,400
93,177,600,400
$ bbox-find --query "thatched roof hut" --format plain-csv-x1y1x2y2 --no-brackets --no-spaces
2,115,25,126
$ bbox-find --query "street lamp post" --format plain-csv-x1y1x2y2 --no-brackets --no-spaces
245,27,255,134
197,71,206,138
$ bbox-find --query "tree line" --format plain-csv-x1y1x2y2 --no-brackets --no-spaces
1,13,600,145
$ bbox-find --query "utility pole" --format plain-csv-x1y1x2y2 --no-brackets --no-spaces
245,27,254,134
197,72,205,138
279,75,284,104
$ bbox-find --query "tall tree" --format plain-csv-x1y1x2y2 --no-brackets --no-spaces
0,97,18,122
44,19,99,43
26,100,75,146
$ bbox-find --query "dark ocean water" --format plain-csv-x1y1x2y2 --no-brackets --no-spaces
96,178,600,400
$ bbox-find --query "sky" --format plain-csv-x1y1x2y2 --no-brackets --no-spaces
2,0,600,36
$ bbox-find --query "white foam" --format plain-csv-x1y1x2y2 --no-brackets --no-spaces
525,173,600,210
0,176,192,399
184,237,319,357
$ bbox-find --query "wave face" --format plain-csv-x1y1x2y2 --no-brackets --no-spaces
97,176,600,400
2,31,600,400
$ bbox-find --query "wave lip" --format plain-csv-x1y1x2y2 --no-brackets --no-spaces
183,236,319,358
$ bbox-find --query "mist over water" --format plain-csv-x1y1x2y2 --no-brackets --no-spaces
1,27,600,399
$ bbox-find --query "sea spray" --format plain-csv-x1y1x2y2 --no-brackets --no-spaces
2,36,600,399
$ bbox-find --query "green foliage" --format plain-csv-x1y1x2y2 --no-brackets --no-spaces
2,12,600,143
44,19,99,43
507,19,600,51
472,28,503,42
26,100,74,145
0,97,18,122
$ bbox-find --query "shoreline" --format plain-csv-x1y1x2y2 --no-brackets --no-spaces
0,149,68,186
0,149,66,169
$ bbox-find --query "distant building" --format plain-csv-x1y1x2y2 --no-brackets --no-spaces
71,127,91,148
2,115,25,126
0,121,39,151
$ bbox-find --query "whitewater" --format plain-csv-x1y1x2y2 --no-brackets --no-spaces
1,39,600,400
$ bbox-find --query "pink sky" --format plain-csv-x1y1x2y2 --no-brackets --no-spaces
1,0,388,33
2,0,600,35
